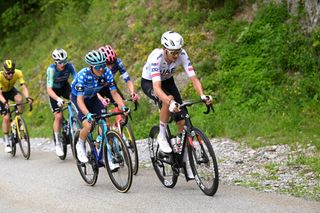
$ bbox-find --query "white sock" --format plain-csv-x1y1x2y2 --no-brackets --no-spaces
159,121,167,137
54,132,60,145
3,134,9,146
78,138,85,146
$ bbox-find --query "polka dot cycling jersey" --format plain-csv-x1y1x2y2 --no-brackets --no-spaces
142,48,196,82
71,67,116,99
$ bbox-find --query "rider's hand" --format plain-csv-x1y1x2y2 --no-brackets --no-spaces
57,97,64,107
101,98,110,107
26,97,33,104
121,106,130,116
169,100,180,113
201,95,212,105
86,112,94,123
131,92,139,102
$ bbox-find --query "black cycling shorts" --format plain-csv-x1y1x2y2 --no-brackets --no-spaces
141,77,186,122
48,83,71,113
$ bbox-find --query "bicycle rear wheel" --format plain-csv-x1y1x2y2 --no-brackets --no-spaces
17,117,30,160
104,130,133,193
188,127,219,196
121,123,139,175
148,126,178,188
74,131,99,186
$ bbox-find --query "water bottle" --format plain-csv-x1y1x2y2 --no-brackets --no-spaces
176,134,183,154
95,135,102,149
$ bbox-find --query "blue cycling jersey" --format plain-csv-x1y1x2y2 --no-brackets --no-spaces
111,58,130,83
71,67,116,99
46,63,77,89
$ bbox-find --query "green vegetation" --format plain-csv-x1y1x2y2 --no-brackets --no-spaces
1,0,320,198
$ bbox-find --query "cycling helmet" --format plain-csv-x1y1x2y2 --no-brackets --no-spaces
85,50,106,66
98,45,116,65
3,60,15,72
161,31,184,50
52,48,68,63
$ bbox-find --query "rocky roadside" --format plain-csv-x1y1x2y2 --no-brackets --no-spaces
31,137,320,201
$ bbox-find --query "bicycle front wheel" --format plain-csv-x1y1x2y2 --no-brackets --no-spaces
74,131,99,186
104,130,133,193
9,129,17,157
17,117,30,160
188,127,219,196
121,123,139,175
148,126,178,188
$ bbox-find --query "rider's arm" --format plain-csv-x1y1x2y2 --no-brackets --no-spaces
153,81,173,105
21,84,30,99
126,80,135,95
0,90,7,104
189,76,204,97
47,87,60,101
77,95,90,116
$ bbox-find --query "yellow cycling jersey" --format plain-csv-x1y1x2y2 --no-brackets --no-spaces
0,69,25,92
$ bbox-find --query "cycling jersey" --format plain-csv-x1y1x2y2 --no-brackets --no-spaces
46,63,77,89
142,48,196,82
71,67,116,99
0,69,25,92
110,58,131,83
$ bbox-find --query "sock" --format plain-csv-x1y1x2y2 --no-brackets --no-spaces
3,134,9,146
54,132,60,145
78,138,85,146
159,121,167,137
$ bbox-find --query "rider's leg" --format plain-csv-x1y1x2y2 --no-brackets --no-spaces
76,120,91,163
53,111,64,156
14,94,23,114
2,113,11,152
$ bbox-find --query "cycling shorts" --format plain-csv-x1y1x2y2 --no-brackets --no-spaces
71,94,104,122
48,83,71,113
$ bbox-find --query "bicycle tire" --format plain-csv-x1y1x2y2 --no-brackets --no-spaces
17,117,30,160
74,130,99,186
104,130,133,193
70,116,81,159
188,127,219,196
9,129,17,157
148,125,178,188
121,123,139,175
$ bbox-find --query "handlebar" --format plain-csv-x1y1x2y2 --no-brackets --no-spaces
8,102,33,112
109,98,138,111
179,100,214,114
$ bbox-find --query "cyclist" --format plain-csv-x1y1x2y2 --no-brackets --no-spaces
0,60,33,153
71,50,130,167
98,45,139,127
46,48,77,157
141,31,212,178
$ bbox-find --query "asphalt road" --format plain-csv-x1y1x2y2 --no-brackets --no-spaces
0,143,319,213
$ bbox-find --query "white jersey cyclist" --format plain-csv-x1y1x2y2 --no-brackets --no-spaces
142,48,196,82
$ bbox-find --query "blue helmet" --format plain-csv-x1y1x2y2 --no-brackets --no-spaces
85,50,106,66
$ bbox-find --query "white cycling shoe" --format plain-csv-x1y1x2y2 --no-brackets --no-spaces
5,145,12,153
157,134,172,153
108,160,120,172
55,145,64,157
76,143,88,163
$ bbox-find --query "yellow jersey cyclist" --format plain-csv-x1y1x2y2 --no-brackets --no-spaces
71,50,130,165
0,60,33,153
47,48,77,157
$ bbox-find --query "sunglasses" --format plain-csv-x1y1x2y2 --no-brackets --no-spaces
167,48,182,56
94,64,106,70
5,71,15,75
56,60,68,66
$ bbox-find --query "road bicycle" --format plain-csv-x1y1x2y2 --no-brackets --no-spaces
109,99,139,175
8,102,32,160
148,100,219,196
74,109,133,193
53,101,81,160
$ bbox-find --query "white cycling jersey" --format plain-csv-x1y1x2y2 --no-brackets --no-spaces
142,48,196,82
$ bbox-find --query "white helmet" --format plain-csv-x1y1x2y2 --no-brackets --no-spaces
161,31,184,50
52,48,68,63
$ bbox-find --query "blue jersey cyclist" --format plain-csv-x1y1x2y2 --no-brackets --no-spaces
47,48,77,157
98,45,139,106
71,50,130,165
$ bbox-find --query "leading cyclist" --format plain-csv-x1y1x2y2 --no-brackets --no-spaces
141,31,212,179
0,60,33,153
